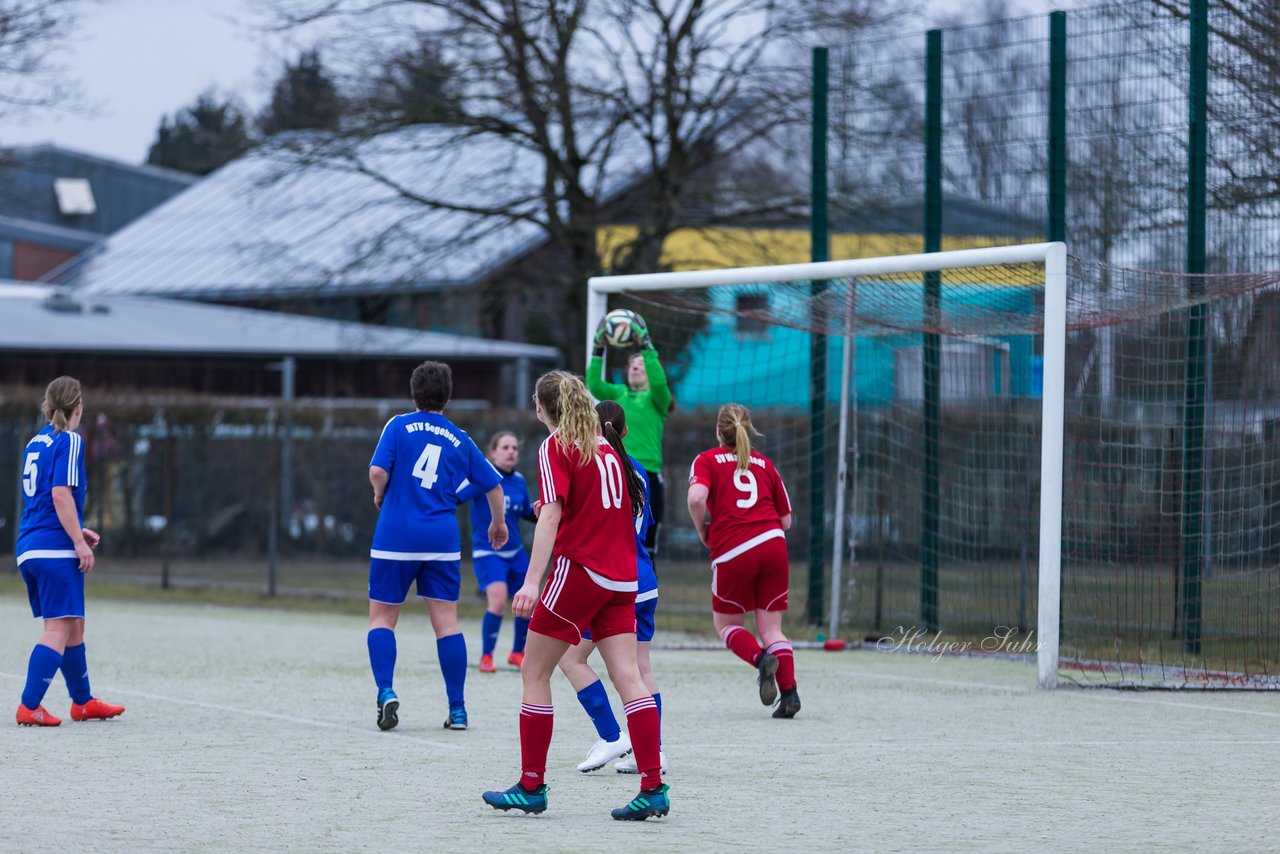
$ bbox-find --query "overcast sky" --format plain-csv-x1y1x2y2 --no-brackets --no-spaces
1,0,1069,165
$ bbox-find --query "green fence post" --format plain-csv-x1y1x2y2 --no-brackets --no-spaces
1180,0,1208,656
921,29,943,634
1048,10,1067,646
809,45,830,626
1049,12,1067,244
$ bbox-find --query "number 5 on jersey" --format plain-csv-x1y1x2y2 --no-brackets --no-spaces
413,444,442,489
22,452,39,497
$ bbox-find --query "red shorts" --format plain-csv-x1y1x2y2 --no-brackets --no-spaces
711,531,790,614
529,556,637,644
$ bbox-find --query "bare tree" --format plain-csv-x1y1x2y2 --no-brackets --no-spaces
0,0,85,123
256,0,898,361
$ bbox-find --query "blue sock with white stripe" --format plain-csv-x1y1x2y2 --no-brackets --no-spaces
437,633,467,709
512,617,530,654
576,678,621,741
61,643,92,705
481,611,502,657
367,628,396,695
21,644,63,710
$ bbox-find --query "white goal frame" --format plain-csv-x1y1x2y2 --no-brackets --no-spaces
587,241,1068,689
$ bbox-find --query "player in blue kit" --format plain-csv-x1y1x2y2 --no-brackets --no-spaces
15,377,125,727
367,361,507,732
460,431,537,673
558,400,666,773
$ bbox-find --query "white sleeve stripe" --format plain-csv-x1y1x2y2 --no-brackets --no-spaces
538,440,556,502
376,416,397,448
67,433,80,487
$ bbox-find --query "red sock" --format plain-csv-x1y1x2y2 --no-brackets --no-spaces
624,696,663,791
722,625,762,666
766,641,796,690
519,703,554,788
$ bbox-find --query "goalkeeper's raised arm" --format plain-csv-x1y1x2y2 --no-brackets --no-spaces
585,312,671,557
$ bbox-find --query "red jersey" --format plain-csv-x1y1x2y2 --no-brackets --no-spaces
689,447,792,559
538,433,638,585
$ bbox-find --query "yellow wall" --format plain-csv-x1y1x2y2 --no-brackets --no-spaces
596,225,1042,285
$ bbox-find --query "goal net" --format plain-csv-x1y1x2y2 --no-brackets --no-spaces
587,243,1280,689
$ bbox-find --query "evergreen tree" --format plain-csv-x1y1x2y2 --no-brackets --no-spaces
259,49,342,136
362,40,461,126
146,90,254,175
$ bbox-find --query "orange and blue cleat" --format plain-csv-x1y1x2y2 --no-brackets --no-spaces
479,654,496,673
16,704,61,727
507,651,525,669
70,698,125,722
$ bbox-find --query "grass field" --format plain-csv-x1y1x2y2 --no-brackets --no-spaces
2,592,1279,852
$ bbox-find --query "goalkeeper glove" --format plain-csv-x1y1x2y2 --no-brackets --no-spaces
592,316,609,359
630,316,654,351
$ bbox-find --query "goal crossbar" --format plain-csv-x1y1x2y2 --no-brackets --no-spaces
587,241,1068,689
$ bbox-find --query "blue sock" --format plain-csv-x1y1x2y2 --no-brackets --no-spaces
61,643,92,705
437,633,467,709
512,617,530,654
653,691,662,720
481,611,502,657
575,678,621,741
367,628,396,695
21,644,63,710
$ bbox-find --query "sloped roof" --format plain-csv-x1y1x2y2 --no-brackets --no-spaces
0,281,557,361
58,124,650,300
0,144,195,239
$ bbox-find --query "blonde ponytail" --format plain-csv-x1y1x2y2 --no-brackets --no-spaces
716,403,762,472
535,370,598,466
41,376,82,433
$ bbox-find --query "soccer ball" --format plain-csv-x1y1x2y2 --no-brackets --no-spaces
603,308,643,347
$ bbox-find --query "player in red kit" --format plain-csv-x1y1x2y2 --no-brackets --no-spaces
482,371,669,821
687,403,801,719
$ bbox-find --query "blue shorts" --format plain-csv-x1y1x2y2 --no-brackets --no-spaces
17,554,85,620
473,551,529,592
369,557,461,604
583,595,657,644
635,596,657,643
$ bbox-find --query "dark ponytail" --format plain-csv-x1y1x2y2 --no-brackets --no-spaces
595,400,645,519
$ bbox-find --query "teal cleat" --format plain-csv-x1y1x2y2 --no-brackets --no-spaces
482,783,549,814
443,705,468,730
611,784,670,821
377,688,399,731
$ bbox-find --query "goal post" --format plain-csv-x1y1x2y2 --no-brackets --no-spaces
588,242,1068,688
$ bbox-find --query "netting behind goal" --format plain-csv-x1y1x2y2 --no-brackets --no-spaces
590,246,1280,689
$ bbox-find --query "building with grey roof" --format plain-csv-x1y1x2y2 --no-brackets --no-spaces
0,280,556,404
0,145,195,281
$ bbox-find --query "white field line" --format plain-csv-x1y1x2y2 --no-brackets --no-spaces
849,668,1280,719
0,670,464,749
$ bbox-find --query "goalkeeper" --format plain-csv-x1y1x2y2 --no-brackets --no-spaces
587,313,671,556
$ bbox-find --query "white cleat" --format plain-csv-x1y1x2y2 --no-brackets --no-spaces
615,750,668,775
577,733,632,772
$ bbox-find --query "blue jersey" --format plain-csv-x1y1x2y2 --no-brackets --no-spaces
464,469,534,555
369,411,500,557
17,425,86,556
632,457,657,600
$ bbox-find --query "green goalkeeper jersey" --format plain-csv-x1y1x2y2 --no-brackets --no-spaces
586,349,671,472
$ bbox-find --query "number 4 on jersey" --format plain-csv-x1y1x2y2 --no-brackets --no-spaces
413,444,442,489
